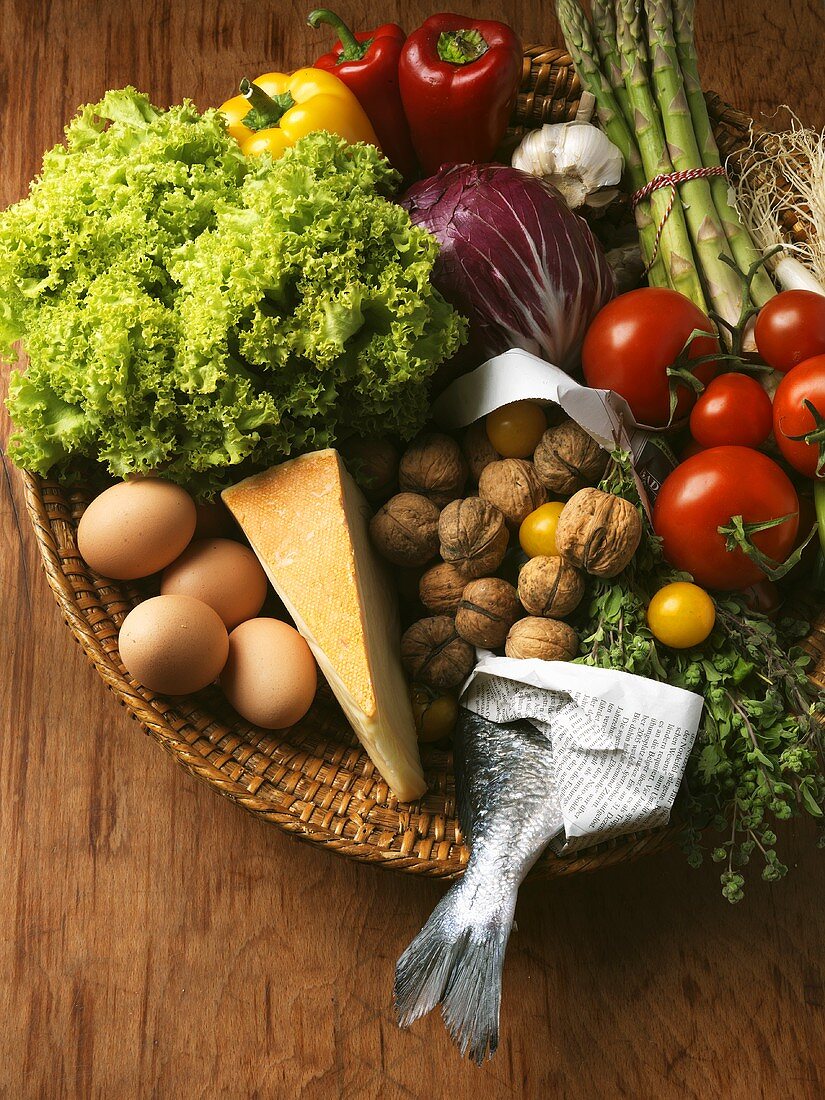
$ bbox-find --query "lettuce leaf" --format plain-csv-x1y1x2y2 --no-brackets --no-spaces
1,89,465,496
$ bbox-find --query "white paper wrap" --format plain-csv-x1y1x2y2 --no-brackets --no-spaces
431,348,638,448
461,656,704,853
429,347,681,508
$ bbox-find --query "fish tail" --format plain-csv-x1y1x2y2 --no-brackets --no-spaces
394,884,512,1065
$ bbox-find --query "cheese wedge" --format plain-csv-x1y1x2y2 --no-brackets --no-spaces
222,449,426,803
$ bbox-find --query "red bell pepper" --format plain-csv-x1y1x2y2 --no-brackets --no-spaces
398,14,522,175
308,9,418,180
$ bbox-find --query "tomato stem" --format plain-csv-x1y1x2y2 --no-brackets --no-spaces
717,511,815,580
782,398,825,477
663,326,718,425
710,246,784,357
662,309,773,427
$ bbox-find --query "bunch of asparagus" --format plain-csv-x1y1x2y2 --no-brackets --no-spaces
556,0,775,324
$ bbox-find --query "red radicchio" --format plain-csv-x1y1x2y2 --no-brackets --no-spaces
401,164,615,370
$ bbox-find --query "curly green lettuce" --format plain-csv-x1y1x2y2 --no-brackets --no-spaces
1,88,466,496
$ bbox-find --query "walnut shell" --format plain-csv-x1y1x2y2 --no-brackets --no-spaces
455,577,521,649
341,437,399,502
555,488,643,578
478,459,547,528
533,421,608,496
462,420,500,483
398,433,467,507
438,497,508,579
419,562,467,615
401,616,475,690
517,556,585,618
505,617,579,661
369,492,440,567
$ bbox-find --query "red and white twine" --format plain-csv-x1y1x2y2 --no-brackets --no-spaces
631,165,728,273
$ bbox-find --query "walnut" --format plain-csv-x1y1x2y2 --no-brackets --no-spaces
555,488,642,578
478,459,547,528
517,556,584,618
533,420,608,496
341,437,399,502
455,578,521,649
419,561,467,615
505,617,579,661
370,492,440,567
398,433,467,506
438,497,508,579
461,420,500,483
401,616,475,690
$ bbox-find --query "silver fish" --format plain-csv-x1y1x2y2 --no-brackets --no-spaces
394,706,562,1064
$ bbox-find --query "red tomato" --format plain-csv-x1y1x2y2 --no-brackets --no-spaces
772,354,825,477
652,446,800,590
688,373,773,448
754,290,825,373
582,288,719,427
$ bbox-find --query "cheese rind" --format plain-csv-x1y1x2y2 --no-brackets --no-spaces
222,449,426,802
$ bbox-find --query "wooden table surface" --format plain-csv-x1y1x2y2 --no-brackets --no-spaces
2,2,824,1097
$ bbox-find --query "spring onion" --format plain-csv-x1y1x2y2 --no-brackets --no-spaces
732,114,825,295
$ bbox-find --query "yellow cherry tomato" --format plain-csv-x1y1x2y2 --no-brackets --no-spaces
410,688,458,742
646,581,716,649
519,501,566,558
485,401,547,458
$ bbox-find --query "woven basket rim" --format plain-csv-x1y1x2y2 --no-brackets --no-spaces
23,463,684,877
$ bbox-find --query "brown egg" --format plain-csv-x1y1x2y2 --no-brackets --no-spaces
119,595,229,695
160,538,268,630
78,478,196,580
220,618,317,729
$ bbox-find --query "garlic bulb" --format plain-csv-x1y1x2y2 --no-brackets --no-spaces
511,122,623,210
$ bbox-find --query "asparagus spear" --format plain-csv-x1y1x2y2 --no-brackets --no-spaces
644,0,743,324
615,0,707,309
556,0,668,288
672,0,776,306
555,0,642,181
589,0,631,122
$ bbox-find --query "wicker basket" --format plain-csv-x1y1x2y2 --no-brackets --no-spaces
20,47,825,880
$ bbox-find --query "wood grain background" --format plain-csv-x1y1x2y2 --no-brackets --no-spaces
1,2,824,1097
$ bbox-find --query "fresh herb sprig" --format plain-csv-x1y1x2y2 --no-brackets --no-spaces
575,453,825,900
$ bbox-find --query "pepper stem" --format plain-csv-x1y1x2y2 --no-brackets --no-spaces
437,28,489,64
307,9,370,61
239,79,295,131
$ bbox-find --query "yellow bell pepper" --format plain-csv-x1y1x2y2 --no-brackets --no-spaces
219,68,379,159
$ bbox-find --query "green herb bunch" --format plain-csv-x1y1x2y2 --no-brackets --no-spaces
575,454,824,901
